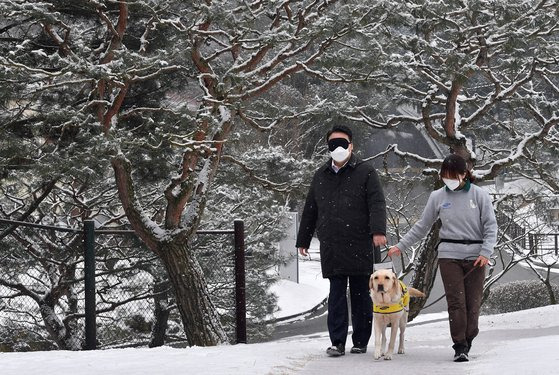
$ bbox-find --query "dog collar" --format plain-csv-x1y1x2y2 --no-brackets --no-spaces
373,280,410,314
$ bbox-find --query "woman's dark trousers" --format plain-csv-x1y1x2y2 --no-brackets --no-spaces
439,258,486,348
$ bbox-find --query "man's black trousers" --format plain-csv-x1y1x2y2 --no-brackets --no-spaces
327,274,372,348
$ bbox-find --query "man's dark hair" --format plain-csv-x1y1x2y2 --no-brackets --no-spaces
326,125,353,142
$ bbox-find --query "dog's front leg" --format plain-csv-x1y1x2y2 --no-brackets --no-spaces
398,313,407,354
381,327,386,356
384,320,399,360
373,319,383,360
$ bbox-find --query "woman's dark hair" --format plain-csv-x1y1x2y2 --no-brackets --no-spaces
440,154,475,182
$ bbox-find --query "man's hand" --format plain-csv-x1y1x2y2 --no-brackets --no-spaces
387,246,401,258
473,255,489,267
298,247,309,256
372,234,387,247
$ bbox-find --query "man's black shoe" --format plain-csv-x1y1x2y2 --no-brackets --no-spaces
326,344,345,357
350,346,367,354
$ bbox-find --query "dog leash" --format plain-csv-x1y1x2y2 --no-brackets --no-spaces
377,246,496,309
373,245,395,272
420,256,495,309
420,265,478,309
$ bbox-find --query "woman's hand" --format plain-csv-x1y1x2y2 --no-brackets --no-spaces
474,255,489,267
387,246,401,258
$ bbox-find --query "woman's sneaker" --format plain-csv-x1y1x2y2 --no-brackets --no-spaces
453,344,469,362
454,352,469,362
326,344,345,357
466,338,473,354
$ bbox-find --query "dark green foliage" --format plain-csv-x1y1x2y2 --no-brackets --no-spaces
482,280,559,315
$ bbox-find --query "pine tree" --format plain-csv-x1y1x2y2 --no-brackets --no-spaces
1,1,386,345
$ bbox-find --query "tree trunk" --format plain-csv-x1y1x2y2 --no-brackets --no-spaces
38,262,81,351
408,221,441,321
111,153,229,347
149,277,171,348
38,300,81,350
545,280,556,305
158,241,228,346
63,281,82,350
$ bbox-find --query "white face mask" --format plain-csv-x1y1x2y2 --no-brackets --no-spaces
330,146,350,163
442,178,461,191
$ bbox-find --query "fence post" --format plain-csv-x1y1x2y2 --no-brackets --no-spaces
84,220,96,350
234,219,247,344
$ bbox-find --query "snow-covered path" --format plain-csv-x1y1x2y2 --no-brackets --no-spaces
4,255,559,375
298,307,559,374
3,306,559,375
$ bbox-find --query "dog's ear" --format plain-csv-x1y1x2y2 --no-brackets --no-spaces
369,274,375,290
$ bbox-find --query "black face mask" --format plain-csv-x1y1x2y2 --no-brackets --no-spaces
327,138,350,152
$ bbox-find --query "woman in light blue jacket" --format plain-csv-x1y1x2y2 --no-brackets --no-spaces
388,154,497,363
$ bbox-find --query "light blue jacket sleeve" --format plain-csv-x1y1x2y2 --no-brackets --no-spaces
479,190,497,258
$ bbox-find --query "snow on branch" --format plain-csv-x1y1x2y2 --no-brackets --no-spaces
0,57,64,77
129,65,184,82
244,40,315,78
364,144,442,170
473,107,559,180
222,155,301,193
462,62,538,128
29,78,97,94
343,108,445,129
120,106,181,118
299,63,387,83
0,179,58,241
541,73,559,95
169,138,224,151
111,153,166,248
237,108,314,132
0,277,41,303
230,32,343,101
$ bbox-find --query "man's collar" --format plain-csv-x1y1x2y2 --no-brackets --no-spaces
331,159,348,173
324,154,357,172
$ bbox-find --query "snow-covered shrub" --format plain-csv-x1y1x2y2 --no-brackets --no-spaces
0,320,58,352
482,280,559,315
125,314,152,334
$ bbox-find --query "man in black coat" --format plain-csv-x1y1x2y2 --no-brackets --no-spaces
296,125,387,357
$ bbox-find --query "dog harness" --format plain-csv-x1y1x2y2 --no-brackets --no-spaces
373,280,410,314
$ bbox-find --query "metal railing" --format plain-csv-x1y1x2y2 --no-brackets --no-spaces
495,211,526,249
0,217,246,350
495,211,559,256
528,233,559,256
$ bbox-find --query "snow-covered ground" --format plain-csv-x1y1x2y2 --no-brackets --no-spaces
3,253,559,375
270,238,328,320
269,259,328,319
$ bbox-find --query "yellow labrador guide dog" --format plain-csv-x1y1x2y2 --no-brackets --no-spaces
369,267,425,360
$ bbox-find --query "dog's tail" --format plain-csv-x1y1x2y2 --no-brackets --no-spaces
408,287,426,298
